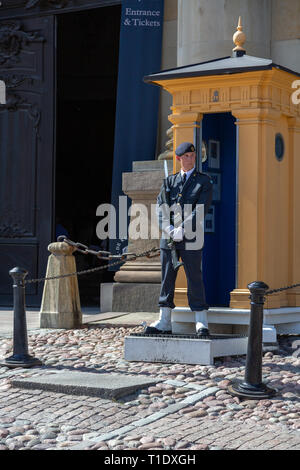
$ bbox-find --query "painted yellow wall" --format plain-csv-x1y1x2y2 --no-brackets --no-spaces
287,116,300,306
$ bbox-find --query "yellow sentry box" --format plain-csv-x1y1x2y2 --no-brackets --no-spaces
145,19,300,310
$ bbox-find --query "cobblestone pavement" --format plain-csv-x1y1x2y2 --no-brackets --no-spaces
0,325,299,450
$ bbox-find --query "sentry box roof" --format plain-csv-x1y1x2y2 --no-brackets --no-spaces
144,54,300,85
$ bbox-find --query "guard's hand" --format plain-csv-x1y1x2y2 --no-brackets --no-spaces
171,227,184,242
164,225,175,237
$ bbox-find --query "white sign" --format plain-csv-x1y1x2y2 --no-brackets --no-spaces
124,6,162,28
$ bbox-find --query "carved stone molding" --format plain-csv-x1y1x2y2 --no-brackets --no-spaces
0,74,33,89
0,91,25,111
0,21,44,67
0,91,41,137
158,127,173,161
28,102,41,137
25,0,70,9
172,84,300,118
0,221,32,238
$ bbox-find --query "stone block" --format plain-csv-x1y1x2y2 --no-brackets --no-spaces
101,282,160,313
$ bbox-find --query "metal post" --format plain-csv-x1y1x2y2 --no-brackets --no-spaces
0,267,42,369
228,281,276,399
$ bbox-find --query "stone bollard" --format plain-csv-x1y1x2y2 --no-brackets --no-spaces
40,242,82,329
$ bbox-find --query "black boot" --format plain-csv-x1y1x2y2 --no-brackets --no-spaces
196,327,210,337
144,326,171,335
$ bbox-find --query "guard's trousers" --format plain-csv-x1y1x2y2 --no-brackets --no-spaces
159,247,208,311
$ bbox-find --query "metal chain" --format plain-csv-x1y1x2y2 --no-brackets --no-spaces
266,282,300,296
56,236,139,261
23,235,300,294
24,238,160,285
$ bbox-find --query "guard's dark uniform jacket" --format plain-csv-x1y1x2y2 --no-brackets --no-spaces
157,168,213,311
157,169,213,249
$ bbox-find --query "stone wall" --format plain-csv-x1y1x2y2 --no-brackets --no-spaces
177,0,272,66
157,0,178,156
271,0,300,73
157,0,300,157
176,0,299,72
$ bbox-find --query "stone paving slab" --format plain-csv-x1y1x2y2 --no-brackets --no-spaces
0,309,150,334
11,371,161,399
90,312,156,327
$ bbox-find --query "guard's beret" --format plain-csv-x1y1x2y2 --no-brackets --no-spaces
175,142,196,156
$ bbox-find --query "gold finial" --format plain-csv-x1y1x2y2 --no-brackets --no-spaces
233,16,246,53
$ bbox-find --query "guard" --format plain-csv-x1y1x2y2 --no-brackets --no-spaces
145,142,213,336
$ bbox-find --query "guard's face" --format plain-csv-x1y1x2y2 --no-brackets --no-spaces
176,152,196,172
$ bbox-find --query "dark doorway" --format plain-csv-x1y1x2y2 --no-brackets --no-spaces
202,112,237,307
56,5,121,306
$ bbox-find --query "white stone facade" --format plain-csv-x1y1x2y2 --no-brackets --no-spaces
158,0,300,155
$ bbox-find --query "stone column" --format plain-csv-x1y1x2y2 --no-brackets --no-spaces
177,0,271,66
114,161,169,284
101,160,172,313
40,242,82,329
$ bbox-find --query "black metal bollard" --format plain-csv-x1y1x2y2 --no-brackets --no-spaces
0,267,42,369
228,281,277,399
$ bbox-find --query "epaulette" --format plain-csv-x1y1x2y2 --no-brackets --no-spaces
195,171,214,185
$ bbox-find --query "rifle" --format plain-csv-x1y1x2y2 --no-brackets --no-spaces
163,161,184,272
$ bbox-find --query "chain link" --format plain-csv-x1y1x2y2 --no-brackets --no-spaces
266,282,300,296
56,236,138,261
24,237,160,285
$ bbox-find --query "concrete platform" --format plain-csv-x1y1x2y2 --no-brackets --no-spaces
11,371,161,399
124,334,248,365
172,307,300,346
